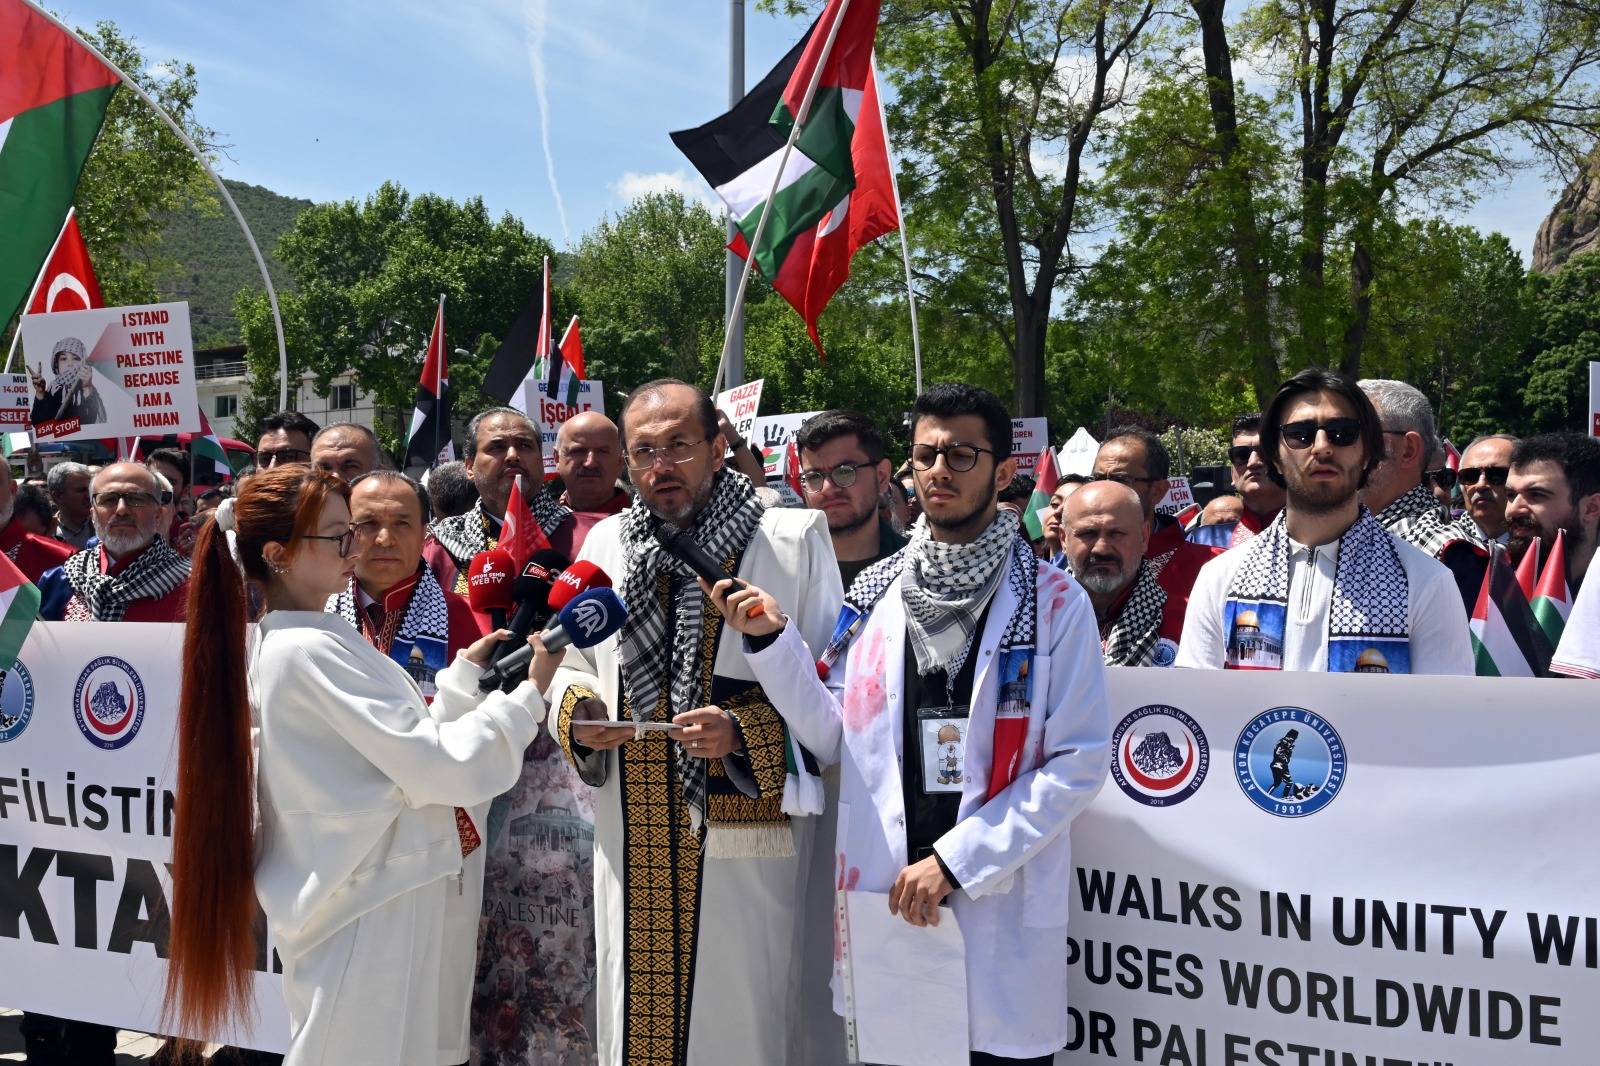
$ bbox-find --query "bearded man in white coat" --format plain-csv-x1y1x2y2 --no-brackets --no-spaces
547,379,843,1066
708,382,1111,1066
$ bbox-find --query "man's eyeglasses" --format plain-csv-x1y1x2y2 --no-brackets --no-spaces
626,438,707,471
799,462,862,492
300,529,356,558
1228,445,1260,468
257,448,310,467
908,443,994,472
1089,471,1163,487
92,490,167,509
1278,418,1362,449
1457,465,1508,487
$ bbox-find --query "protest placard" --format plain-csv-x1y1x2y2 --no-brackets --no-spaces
716,378,764,447
0,374,32,429
19,302,198,443
1156,475,1194,516
752,411,819,504
1011,417,1049,475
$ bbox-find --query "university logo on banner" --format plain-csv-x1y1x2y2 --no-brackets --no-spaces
0,660,35,743
1110,703,1209,807
1234,706,1346,818
72,655,146,750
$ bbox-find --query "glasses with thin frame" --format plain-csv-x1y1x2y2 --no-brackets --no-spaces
908,443,994,472
300,529,356,558
799,462,862,493
92,490,166,509
626,437,708,471
1278,418,1363,449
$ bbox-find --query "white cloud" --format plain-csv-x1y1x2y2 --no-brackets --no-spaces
610,169,721,212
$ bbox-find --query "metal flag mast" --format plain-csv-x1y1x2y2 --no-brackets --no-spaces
712,0,856,397
15,0,292,411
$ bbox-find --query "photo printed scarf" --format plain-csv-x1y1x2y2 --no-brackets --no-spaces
1223,508,1411,673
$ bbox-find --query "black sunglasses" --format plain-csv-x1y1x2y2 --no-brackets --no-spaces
1426,468,1458,490
1457,465,1509,487
1228,445,1259,467
1278,418,1363,449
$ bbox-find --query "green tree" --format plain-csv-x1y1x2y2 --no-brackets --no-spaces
235,183,550,449
1525,253,1600,435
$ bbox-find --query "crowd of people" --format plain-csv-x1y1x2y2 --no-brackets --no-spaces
8,367,1598,1066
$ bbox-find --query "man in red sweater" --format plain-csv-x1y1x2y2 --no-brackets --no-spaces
42,463,189,622
0,461,71,581
1092,427,1219,615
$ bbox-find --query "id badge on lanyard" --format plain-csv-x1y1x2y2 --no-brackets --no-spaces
917,704,970,795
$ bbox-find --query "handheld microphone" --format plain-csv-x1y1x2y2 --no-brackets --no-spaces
493,549,570,664
479,587,628,691
466,549,516,631
652,526,766,618
548,560,612,614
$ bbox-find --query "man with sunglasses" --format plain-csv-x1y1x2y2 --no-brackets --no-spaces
795,409,908,588
1506,433,1600,592
1190,414,1285,548
1092,427,1220,616
1357,379,1458,556
40,463,190,623
546,379,843,1066
1178,369,1472,675
255,409,320,469
1451,435,1517,548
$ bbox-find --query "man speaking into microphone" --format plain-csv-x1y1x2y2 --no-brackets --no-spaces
547,379,843,1066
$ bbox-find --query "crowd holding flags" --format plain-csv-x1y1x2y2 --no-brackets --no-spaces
1470,538,1569,677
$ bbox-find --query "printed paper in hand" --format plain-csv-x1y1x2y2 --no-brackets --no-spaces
842,889,968,1066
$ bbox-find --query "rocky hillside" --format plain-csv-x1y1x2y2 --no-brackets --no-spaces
1533,153,1600,273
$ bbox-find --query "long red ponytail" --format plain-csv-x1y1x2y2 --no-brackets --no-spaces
164,466,348,1040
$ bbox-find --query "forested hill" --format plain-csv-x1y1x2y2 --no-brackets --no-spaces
157,179,312,348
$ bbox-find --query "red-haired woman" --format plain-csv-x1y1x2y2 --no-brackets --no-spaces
163,466,548,1063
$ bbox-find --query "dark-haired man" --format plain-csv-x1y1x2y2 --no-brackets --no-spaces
1506,432,1600,592
426,460,478,520
1093,427,1219,616
146,447,195,552
425,406,575,592
795,409,908,588
1178,369,1472,674
0,461,71,580
1189,414,1284,548
710,381,1109,1065
547,378,842,1066
312,421,384,482
255,410,320,468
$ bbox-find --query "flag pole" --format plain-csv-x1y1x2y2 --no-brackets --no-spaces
874,55,923,396
4,207,76,372
711,0,856,396
19,0,292,411
725,0,747,389
433,294,445,470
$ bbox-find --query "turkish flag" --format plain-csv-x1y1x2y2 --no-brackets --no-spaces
27,209,103,314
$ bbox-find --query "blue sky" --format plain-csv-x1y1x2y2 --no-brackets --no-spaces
56,0,1556,261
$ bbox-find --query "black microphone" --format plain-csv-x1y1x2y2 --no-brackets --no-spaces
492,549,570,665
652,525,767,617
480,588,628,691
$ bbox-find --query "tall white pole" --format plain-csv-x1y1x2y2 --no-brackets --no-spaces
874,57,923,396
3,207,75,371
724,0,746,390
712,0,856,397
20,0,291,411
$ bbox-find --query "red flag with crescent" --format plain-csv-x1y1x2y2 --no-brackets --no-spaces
26,208,102,314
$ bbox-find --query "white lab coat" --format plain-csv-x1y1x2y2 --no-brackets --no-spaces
251,611,544,1065
547,506,845,1066
745,543,1111,1059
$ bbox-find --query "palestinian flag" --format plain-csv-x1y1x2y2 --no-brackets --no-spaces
1514,537,1540,601
1023,444,1060,541
1470,545,1552,677
483,258,553,411
195,408,231,480
0,549,39,673
403,296,454,471
671,0,896,353
0,2,119,327
545,315,584,407
1530,529,1572,649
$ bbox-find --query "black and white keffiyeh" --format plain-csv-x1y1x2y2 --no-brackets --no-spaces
1224,508,1411,673
1102,560,1168,667
63,537,190,622
329,566,450,664
615,469,766,824
1377,484,1457,558
901,508,1020,679
429,494,571,567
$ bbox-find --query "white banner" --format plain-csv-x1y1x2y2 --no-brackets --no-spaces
19,302,198,443
0,373,32,429
523,378,606,476
1058,668,1600,1064
753,410,821,505
716,378,764,447
0,622,289,1051
1012,417,1050,476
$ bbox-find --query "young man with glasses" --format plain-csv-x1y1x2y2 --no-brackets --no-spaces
706,381,1109,1066
426,407,574,592
1190,414,1285,548
1452,435,1517,548
794,409,908,588
546,378,843,1066
255,410,320,468
1092,426,1220,615
1177,369,1473,674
